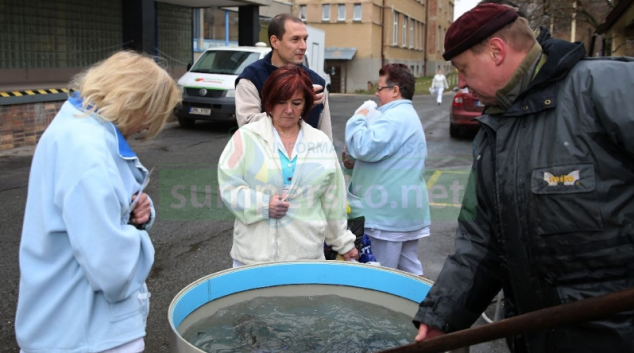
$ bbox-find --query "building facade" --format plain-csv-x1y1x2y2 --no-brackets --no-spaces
0,0,275,151
294,0,453,93
595,0,634,57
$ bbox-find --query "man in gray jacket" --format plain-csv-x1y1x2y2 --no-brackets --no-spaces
414,3,634,353
235,13,332,140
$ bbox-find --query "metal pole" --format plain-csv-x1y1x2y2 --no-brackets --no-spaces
377,286,634,353
225,10,229,46
571,1,577,42
198,9,204,51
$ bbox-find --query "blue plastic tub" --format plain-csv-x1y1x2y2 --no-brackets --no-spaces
168,261,468,352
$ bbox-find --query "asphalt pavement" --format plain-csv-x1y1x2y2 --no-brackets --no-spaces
0,92,508,353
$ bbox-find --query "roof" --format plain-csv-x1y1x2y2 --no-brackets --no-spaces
325,48,357,60
595,0,634,34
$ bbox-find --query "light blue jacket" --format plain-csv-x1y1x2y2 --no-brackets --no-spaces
15,99,155,353
345,99,431,232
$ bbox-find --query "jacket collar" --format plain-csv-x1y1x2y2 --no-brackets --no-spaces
67,93,137,159
243,116,325,152
378,99,412,113
487,42,543,114
481,39,586,118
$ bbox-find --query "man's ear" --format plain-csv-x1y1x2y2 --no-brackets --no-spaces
489,37,506,66
270,35,279,50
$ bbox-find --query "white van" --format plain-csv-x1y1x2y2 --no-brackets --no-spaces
175,26,329,128
175,44,271,127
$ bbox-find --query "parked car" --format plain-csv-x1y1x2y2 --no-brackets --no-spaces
449,89,484,138
175,44,271,128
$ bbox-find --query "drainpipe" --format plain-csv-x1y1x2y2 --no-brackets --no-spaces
423,0,428,75
381,0,386,67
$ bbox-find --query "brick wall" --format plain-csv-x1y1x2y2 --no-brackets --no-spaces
0,101,64,150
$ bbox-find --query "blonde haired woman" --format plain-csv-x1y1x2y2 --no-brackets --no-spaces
15,51,181,353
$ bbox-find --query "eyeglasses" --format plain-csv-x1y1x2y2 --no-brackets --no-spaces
376,85,395,92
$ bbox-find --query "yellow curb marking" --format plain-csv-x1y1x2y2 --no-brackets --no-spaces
426,170,443,188
426,170,471,208
430,202,463,208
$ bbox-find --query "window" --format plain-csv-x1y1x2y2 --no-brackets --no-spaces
299,5,306,21
393,11,398,45
191,50,261,75
322,4,330,21
437,25,441,52
410,18,414,48
338,4,345,21
403,15,407,47
353,4,361,21
438,0,442,9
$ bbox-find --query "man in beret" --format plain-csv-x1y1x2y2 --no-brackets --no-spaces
413,3,634,353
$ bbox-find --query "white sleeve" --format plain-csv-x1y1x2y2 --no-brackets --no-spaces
235,79,268,127
318,92,333,141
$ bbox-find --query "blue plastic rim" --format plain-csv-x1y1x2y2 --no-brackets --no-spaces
169,261,432,330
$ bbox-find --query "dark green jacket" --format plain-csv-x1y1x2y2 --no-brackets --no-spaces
414,39,634,353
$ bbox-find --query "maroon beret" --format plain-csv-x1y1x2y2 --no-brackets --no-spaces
443,3,519,61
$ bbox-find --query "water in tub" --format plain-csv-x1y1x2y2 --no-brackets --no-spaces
184,294,418,352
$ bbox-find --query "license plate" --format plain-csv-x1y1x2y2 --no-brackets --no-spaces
190,107,211,115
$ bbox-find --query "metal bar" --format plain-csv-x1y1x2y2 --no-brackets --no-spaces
377,286,634,353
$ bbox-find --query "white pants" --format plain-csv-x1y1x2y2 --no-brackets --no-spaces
368,237,423,275
436,87,444,104
21,339,144,353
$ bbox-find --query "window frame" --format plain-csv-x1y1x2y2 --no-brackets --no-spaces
353,3,361,21
337,4,346,21
322,4,330,21
437,25,441,52
299,5,307,21
409,18,414,48
393,11,398,45
402,15,407,47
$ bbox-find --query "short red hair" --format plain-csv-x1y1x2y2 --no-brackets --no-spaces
262,65,315,120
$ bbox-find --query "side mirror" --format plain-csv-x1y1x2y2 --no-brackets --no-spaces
186,63,192,71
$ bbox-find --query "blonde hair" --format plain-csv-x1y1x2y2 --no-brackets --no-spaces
70,51,181,139
471,17,536,55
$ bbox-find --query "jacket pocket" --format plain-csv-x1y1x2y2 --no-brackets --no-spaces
108,288,146,322
530,163,604,235
346,181,365,219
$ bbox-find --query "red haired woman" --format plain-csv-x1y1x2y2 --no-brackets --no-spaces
218,65,357,266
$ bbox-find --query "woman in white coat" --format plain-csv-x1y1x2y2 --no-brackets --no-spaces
218,65,358,267
431,69,449,105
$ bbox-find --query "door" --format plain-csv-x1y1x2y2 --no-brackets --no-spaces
328,63,342,93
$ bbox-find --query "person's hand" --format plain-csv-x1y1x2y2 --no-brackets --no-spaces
313,84,325,106
130,193,151,225
342,247,359,261
342,151,355,169
356,108,369,116
415,324,445,342
268,194,289,219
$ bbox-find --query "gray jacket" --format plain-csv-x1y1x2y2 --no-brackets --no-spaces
414,39,634,352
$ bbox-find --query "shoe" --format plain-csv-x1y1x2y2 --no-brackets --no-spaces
437,102,440,105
